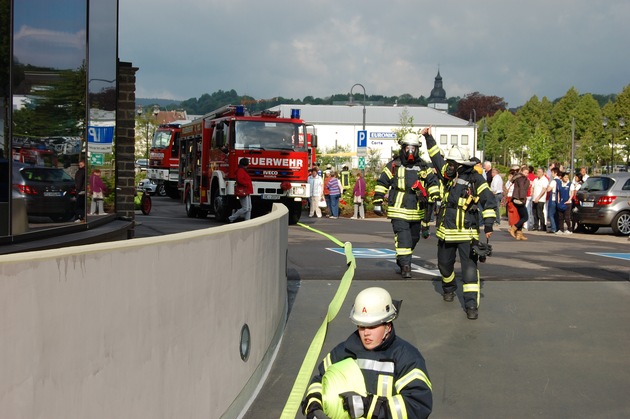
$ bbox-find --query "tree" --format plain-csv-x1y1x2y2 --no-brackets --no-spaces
454,92,507,120
391,107,415,144
485,110,517,166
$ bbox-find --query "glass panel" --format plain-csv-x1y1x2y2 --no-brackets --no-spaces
11,0,87,231
439,134,447,145
87,0,117,219
451,135,458,146
461,134,469,145
234,121,305,151
0,0,9,235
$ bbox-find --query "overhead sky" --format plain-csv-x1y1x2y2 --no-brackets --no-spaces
119,0,629,108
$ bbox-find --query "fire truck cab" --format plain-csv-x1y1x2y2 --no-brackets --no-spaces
178,105,316,224
148,121,188,199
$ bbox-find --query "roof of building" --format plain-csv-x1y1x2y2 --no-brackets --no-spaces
268,104,468,127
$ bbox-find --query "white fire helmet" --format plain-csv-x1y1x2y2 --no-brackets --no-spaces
446,146,474,165
350,287,398,327
401,133,421,147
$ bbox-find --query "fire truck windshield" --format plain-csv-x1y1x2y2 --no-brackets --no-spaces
234,121,306,151
152,130,173,149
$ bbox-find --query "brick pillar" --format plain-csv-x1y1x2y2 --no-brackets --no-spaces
116,61,139,238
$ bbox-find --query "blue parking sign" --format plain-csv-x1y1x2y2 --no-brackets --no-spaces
357,130,367,148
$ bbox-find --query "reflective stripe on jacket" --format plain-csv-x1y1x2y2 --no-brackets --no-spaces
373,158,439,222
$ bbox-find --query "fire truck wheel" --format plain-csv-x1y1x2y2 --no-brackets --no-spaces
213,194,230,222
166,185,181,200
287,201,302,225
185,189,198,218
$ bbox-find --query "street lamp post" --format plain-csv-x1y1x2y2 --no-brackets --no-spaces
349,83,367,131
602,117,626,173
482,122,489,162
349,83,367,174
469,109,477,159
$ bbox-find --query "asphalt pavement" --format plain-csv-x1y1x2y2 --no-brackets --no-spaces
244,215,630,419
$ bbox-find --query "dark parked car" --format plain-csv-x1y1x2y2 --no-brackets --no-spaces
576,173,630,235
13,164,78,222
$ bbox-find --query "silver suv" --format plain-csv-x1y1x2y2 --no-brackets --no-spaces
576,173,630,235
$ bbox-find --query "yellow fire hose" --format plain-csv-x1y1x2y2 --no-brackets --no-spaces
280,223,357,418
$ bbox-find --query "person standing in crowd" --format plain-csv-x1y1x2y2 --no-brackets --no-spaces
340,165,351,192
74,160,86,222
483,161,493,185
228,158,253,223
509,165,531,241
546,167,561,233
504,167,519,229
351,171,366,220
571,173,583,232
373,133,440,279
88,168,107,215
580,166,589,182
555,171,575,234
531,167,549,231
308,167,324,218
301,287,432,419
323,171,332,217
490,168,503,225
327,171,342,219
424,127,496,320
525,165,536,230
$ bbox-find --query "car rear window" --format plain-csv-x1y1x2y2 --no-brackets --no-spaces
20,168,74,182
622,179,630,191
580,177,613,192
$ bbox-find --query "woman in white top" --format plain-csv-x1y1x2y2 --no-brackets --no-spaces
308,168,324,218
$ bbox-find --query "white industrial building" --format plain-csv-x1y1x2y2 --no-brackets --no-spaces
269,104,480,169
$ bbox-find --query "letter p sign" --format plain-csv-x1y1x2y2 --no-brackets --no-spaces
357,130,367,148
88,127,99,143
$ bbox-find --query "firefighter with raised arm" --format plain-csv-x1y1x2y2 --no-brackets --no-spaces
372,133,440,278
422,126,496,320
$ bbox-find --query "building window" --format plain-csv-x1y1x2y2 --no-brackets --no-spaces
461,135,469,146
440,134,447,145
451,135,458,146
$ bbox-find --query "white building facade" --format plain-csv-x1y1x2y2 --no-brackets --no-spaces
270,104,479,169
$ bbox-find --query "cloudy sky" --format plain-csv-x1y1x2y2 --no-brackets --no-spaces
119,0,629,108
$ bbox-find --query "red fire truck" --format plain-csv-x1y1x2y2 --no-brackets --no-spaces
147,121,188,199
178,105,317,224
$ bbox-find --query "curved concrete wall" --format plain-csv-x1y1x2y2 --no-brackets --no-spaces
0,204,289,419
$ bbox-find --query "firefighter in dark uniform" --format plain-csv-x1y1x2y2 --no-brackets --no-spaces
422,126,496,320
340,165,351,191
373,133,440,278
302,287,432,419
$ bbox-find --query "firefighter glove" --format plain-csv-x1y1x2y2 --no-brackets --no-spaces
422,225,430,239
373,205,384,216
340,392,370,419
306,409,330,419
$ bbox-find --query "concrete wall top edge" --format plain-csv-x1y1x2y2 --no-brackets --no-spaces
0,204,288,264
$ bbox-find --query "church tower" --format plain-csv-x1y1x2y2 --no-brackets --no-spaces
428,69,449,112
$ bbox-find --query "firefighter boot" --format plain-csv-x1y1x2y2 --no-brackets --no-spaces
516,230,528,241
509,225,517,239
466,307,479,320
443,291,455,302
401,265,412,279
